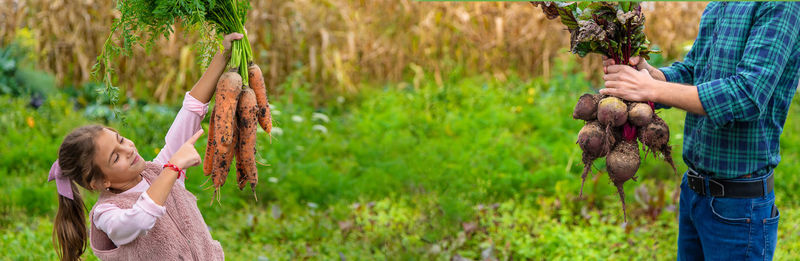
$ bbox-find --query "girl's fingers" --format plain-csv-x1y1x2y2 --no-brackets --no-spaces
188,157,200,168
187,129,204,145
223,33,244,45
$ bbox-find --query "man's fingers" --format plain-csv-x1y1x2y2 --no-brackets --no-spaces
606,64,637,74
604,81,616,89
187,129,204,144
599,88,617,96
599,86,627,99
603,73,619,81
606,64,625,74
603,80,627,90
602,57,617,74
629,56,641,66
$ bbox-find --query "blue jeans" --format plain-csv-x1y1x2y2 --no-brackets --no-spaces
678,172,780,260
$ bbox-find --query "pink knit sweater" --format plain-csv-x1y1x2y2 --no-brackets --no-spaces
89,162,224,260
92,92,207,245
88,92,223,260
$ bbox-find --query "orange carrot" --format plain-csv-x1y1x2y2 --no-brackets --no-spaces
235,88,259,190
248,63,272,133
264,105,272,136
203,107,217,176
214,71,242,145
211,70,242,188
212,127,237,188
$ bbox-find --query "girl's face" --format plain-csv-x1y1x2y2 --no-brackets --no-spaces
92,128,146,190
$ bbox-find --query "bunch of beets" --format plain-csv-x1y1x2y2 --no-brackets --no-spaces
532,1,676,222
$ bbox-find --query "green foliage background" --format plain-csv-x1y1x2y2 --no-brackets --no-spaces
2,47,800,260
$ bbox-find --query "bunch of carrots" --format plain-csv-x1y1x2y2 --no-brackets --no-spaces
203,63,272,199
95,0,271,199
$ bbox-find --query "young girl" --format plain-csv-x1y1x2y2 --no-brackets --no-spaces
49,33,243,261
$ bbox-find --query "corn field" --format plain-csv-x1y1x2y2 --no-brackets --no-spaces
0,0,707,104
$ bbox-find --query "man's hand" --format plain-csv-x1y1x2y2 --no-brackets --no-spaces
603,56,666,81
600,65,658,102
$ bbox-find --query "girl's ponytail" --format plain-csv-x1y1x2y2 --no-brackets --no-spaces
51,125,107,261
53,184,87,261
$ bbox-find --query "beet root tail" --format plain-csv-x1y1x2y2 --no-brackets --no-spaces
615,183,628,223
580,163,592,198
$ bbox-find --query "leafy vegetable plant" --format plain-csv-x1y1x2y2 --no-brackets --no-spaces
93,0,254,106
532,1,656,63
531,1,673,222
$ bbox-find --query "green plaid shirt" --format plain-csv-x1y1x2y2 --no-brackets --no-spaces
659,2,800,179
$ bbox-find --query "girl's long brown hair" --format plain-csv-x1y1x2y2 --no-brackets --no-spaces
52,125,108,261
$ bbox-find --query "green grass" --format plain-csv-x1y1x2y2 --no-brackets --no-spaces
2,57,800,260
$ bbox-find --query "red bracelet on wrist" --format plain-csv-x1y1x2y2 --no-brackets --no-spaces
163,163,186,180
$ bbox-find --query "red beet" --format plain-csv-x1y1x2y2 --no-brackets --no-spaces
573,93,600,121
606,139,641,223
628,102,653,127
578,121,607,157
597,97,628,127
638,115,677,174
577,121,611,197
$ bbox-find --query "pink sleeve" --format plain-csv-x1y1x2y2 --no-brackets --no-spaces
152,92,209,180
92,192,166,246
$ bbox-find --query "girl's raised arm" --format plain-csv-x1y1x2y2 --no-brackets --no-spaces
152,92,207,171
189,33,244,103
153,33,243,171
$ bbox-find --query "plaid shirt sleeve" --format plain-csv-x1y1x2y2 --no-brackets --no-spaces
653,54,697,110
696,3,800,128
660,47,697,86
655,29,700,110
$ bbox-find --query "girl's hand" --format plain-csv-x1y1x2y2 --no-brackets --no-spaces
168,130,204,170
188,33,244,104
222,33,245,57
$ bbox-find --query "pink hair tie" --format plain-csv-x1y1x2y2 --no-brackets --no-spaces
47,160,74,200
